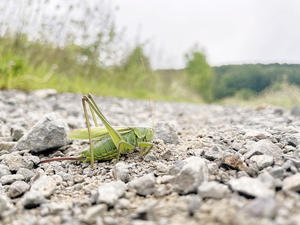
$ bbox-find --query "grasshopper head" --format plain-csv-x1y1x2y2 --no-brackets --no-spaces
145,127,154,142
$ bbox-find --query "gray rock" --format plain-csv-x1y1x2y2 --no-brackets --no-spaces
114,198,131,210
80,204,107,224
250,155,274,170
48,203,69,214
58,172,73,182
21,189,47,209
0,150,9,157
282,160,294,170
160,175,175,184
282,173,300,191
285,135,299,147
154,185,169,197
161,149,172,160
73,174,85,184
89,190,99,205
31,175,56,197
157,162,168,173
113,161,130,183
232,141,243,151
5,153,36,171
153,121,179,145
291,104,300,116
204,145,223,161
257,173,275,190
144,153,157,162
240,196,277,219
12,113,71,153
172,158,208,194
97,181,127,207
197,181,229,199
8,181,30,198
0,112,7,123
245,139,282,159
268,166,284,178
228,177,275,198
5,154,25,171
283,155,300,168
10,126,25,141
188,195,202,216
274,178,283,189
0,164,11,178
0,195,7,215
168,161,187,176
83,167,93,177
74,183,83,191
17,168,35,182
128,173,156,196
0,142,16,151
134,201,157,221
0,174,24,185
243,149,263,159
244,130,272,140
23,156,40,167
207,163,218,175
274,107,284,115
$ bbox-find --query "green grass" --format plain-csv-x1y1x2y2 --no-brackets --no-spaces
0,35,202,102
219,80,300,109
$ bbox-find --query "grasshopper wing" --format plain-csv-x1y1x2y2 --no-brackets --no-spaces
67,126,131,140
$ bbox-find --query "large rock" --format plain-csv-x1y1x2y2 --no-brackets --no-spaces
0,142,16,151
12,113,71,153
31,175,56,197
244,139,282,159
80,204,107,224
228,177,274,198
244,130,272,140
128,173,156,196
240,196,277,219
17,168,35,182
291,104,300,116
282,173,300,192
21,190,47,209
198,181,229,199
0,174,24,185
250,155,274,170
8,181,30,198
172,158,208,194
97,181,127,207
152,121,179,145
0,165,11,178
5,154,35,171
113,162,130,183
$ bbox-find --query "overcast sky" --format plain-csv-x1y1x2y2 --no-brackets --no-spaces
113,0,300,69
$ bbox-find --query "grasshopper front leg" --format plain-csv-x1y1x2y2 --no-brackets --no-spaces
138,142,153,156
82,94,136,167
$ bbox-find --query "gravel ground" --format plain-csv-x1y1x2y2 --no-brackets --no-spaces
1,89,300,225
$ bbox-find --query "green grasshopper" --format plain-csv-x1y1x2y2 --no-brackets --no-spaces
39,93,155,167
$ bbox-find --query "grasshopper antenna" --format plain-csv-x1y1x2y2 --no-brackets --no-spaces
38,156,82,164
141,58,155,130
147,61,159,128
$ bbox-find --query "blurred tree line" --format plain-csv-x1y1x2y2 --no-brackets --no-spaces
212,63,300,100
184,49,300,102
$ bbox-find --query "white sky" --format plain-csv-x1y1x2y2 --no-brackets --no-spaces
113,0,300,69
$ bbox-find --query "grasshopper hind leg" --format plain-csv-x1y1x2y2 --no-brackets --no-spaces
82,96,95,167
116,140,135,163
